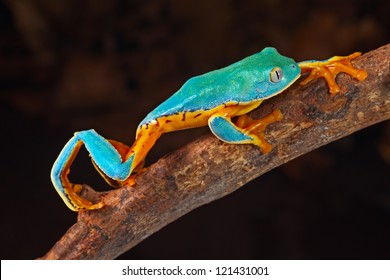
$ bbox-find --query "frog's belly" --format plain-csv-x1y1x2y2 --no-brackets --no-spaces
138,100,263,134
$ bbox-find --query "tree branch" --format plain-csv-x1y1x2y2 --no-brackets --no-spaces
41,44,390,260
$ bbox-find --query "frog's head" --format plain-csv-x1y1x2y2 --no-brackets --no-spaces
248,47,301,100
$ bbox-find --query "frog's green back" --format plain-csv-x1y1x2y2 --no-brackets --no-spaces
139,47,300,127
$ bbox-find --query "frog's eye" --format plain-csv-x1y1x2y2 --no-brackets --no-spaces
270,67,283,83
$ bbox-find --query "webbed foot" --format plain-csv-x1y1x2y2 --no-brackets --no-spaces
298,52,368,95
235,109,283,153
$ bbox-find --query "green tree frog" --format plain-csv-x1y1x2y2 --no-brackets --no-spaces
51,47,367,211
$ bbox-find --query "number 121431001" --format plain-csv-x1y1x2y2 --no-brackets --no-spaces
215,266,269,276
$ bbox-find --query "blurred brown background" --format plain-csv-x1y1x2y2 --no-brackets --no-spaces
1,0,389,259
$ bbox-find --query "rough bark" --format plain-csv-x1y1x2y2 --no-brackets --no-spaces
41,44,390,260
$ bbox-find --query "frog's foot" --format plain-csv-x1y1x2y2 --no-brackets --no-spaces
298,52,368,95
64,179,104,211
69,183,104,209
235,110,283,153
208,110,282,154
72,183,83,194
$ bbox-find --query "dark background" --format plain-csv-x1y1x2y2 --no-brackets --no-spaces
1,0,389,259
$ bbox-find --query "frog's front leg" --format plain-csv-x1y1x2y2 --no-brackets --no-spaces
208,110,282,154
51,129,136,211
298,52,368,95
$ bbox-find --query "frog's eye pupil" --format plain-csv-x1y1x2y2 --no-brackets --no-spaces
270,67,283,83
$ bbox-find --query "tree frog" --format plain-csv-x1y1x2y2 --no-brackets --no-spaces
51,47,367,211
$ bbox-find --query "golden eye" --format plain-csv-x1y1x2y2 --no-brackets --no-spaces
270,67,283,83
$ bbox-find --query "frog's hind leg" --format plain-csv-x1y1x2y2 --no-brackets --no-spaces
91,139,139,188
51,129,138,211
52,126,163,211
98,125,164,188
208,110,282,153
